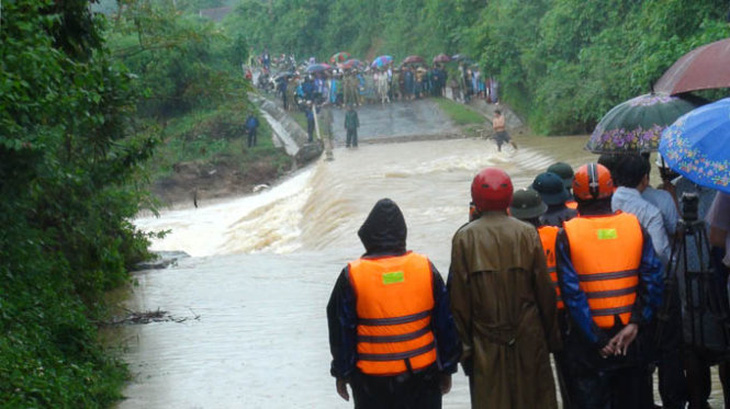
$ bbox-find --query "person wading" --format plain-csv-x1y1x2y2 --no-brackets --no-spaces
491,110,517,152
449,167,560,409
327,198,461,409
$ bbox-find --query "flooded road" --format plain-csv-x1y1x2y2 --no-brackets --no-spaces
121,133,722,407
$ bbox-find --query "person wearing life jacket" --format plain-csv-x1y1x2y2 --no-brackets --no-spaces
532,172,578,227
509,188,572,408
449,168,560,409
555,163,664,409
327,198,461,409
547,162,578,210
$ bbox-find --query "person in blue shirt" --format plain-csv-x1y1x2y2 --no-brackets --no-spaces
244,112,259,148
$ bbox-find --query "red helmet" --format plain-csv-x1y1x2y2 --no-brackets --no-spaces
573,163,614,201
471,168,513,212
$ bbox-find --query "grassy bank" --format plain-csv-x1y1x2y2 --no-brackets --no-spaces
434,98,487,126
145,102,294,205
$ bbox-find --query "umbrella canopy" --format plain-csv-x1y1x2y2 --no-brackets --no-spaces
586,93,702,153
659,97,730,194
305,63,331,73
329,52,351,64
654,38,730,95
340,59,363,70
371,55,393,68
433,53,451,63
274,71,296,80
402,55,424,65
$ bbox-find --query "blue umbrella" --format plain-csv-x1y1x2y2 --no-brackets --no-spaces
659,97,730,194
371,55,393,68
305,63,331,73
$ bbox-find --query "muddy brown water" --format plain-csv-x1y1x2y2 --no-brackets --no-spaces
119,133,723,408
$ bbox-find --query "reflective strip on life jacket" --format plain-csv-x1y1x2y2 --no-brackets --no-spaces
563,213,643,329
349,252,437,376
538,225,563,309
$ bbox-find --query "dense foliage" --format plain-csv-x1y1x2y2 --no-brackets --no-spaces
228,0,730,134
0,0,156,406
107,0,250,119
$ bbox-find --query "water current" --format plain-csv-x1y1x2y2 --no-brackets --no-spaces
120,135,722,408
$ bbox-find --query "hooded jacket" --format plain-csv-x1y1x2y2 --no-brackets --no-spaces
327,199,461,380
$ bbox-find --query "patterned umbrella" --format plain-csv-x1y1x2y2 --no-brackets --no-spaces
305,63,332,73
329,52,351,64
585,93,701,153
371,55,393,68
402,55,424,65
432,53,451,63
659,97,730,194
340,59,363,70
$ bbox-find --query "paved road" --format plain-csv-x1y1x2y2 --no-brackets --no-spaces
330,99,460,146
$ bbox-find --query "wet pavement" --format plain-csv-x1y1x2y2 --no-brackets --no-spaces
330,99,459,146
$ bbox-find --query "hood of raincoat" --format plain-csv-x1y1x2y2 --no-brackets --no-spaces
357,198,407,256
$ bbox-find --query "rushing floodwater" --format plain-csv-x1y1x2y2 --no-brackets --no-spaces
118,135,722,408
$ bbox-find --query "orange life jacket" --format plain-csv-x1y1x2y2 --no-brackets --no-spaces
566,200,578,210
538,225,563,310
348,251,437,376
563,213,643,329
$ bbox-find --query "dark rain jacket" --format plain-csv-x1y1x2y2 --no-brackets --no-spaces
539,204,578,228
448,211,560,409
327,199,461,382
344,110,359,131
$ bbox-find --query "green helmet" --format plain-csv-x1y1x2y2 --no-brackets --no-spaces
509,188,547,220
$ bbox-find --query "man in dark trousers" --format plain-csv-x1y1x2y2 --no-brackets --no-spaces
345,104,359,148
306,102,315,142
327,198,461,409
245,112,259,148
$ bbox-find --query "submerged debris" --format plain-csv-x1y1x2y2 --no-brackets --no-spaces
106,308,200,326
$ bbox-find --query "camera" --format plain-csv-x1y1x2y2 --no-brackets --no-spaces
681,192,699,222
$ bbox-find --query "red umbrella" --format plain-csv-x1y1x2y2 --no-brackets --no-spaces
402,55,424,64
432,53,451,63
654,38,730,95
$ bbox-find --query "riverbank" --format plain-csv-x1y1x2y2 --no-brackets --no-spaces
145,101,296,207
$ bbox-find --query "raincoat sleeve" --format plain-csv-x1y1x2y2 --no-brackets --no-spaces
555,230,609,347
447,229,474,375
429,262,461,374
327,267,358,380
529,229,561,353
631,228,664,326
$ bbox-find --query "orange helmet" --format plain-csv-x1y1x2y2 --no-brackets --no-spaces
573,163,614,201
471,168,513,212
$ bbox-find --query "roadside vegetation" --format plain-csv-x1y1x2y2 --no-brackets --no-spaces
1,1,154,406
0,0,288,407
105,1,292,204
229,0,730,135
434,98,486,126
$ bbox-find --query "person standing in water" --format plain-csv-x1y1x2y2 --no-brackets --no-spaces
491,109,517,152
345,105,360,148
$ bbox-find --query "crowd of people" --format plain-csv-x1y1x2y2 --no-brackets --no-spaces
327,154,730,409
247,49,499,113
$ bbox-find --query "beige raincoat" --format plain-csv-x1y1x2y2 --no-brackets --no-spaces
449,211,560,409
